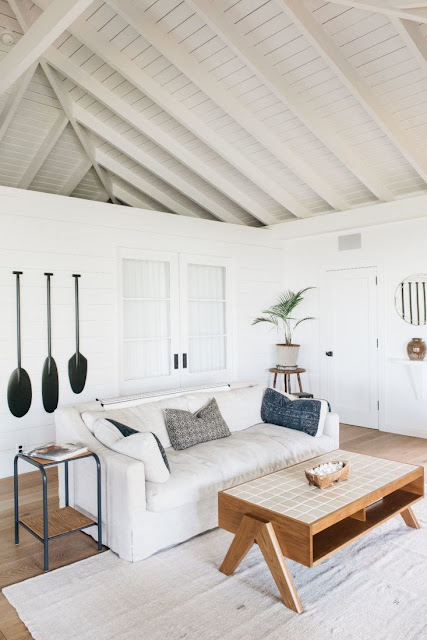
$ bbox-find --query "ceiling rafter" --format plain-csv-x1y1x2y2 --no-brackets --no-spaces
187,0,393,204
391,18,427,79
32,0,307,221
326,0,427,23
61,157,92,196
41,46,280,225
0,0,94,93
111,179,160,210
8,0,118,204
110,0,349,213
74,106,246,225
96,150,213,219
0,62,37,144
280,0,427,184
18,111,68,189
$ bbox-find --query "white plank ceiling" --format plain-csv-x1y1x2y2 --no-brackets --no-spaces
0,0,426,226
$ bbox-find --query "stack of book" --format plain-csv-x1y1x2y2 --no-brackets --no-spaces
23,443,88,462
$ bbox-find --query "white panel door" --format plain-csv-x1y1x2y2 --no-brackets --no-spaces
118,249,181,393
179,254,233,384
321,267,378,428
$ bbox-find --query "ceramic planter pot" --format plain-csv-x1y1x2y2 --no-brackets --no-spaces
276,344,300,369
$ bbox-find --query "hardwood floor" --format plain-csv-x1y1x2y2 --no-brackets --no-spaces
1,425,427,640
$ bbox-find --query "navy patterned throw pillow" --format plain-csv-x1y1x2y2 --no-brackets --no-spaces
261,388,323,437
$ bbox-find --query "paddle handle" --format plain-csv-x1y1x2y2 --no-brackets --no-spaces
73,274,81,357
13,271,23,371
45,273,53,366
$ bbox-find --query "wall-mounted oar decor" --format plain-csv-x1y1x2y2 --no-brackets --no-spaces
42,273,59,413
7,271,32,417
68,274,87,393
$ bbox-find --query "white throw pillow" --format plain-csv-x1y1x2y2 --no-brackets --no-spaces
93,418,170,483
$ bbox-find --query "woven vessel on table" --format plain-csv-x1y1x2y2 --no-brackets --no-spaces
305,461,351,489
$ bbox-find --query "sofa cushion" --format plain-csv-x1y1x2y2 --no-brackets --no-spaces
145,423,336,512
186,384,265,432
93,418,170,483
165,398,231,450
261,388,328,437
81,395,192,448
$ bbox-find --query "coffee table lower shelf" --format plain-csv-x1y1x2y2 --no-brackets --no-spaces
313,488,420,564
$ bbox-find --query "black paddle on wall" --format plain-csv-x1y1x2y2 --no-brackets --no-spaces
42,273,59,413
68,274,87,394
7,271,32,417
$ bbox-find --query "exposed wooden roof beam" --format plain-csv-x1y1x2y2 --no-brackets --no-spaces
96,151,212,219
325,0,427,23
60,157,91,196
8,0,118,204
0,63,37,144
187,0,393,204
41,47,280,224
42,62,119,204
19,112,68,188
0,0,95,93
111,180,161,210
33,0,309,220
391,18,427,78
280,0,427,183
110,0,349,213
74,106,245,225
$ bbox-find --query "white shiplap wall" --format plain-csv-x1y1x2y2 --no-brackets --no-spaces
0,185,284,478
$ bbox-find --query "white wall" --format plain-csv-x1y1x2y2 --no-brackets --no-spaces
282,212,427,440
0,187,283,479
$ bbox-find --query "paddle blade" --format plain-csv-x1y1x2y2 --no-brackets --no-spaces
7,368,32,417
68,351,87,394
42,357,59,413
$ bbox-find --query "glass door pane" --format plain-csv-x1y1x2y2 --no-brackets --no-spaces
119,250,180,393
180,256,232,382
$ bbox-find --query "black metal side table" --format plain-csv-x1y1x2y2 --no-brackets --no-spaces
14,451,102,572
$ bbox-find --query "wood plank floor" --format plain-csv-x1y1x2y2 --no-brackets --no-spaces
1,425,427,640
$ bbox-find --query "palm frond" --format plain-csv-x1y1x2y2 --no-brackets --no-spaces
252,287,315,342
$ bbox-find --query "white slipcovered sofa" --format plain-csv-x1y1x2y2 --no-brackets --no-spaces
54,383,339,562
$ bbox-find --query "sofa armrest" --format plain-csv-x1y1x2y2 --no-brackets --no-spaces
55,406,146,561
323,412,339,449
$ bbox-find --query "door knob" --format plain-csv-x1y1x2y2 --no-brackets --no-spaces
325,351,333,357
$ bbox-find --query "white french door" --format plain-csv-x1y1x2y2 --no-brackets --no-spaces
119,249,181,394
118,249,233,393
321,267,379,428
179,254,233,384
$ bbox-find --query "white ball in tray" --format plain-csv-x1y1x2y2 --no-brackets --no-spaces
308,461,344,477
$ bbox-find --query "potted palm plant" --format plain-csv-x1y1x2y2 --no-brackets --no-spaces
252,288,315,369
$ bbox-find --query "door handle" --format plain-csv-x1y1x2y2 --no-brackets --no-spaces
325,351,333,357
182,353,187,369
173,354,179,370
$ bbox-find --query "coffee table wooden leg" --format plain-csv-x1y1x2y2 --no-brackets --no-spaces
257,521,303,613
401,507,420,529
219,515,303,613
219,515,257,575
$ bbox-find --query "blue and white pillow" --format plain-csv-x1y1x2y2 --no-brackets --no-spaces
93,418,170,483
261,388,328,438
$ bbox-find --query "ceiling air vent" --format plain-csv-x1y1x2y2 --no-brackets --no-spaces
338,233,361,251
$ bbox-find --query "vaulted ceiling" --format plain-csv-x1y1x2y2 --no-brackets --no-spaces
0,0,427,226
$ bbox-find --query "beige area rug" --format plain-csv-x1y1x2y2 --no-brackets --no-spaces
3,498,427,640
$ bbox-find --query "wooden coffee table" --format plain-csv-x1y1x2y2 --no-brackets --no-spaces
218,450,424,613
